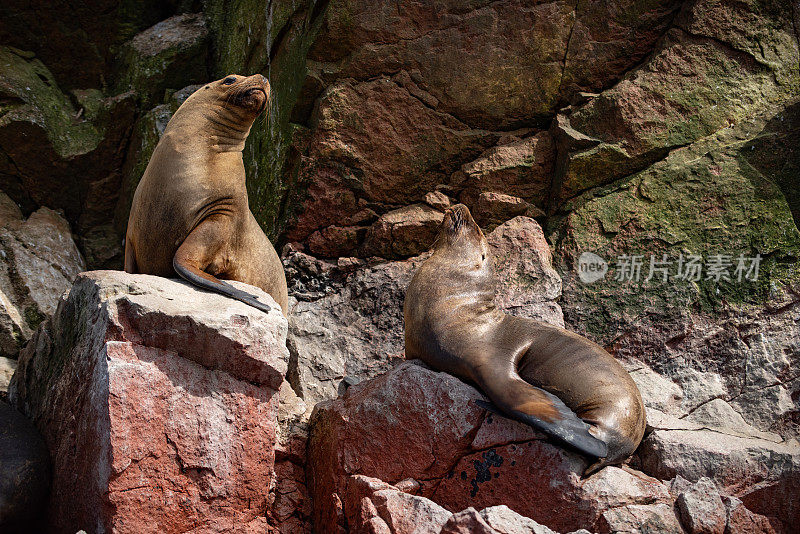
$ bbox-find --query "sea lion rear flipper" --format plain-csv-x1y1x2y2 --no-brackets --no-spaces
173,218,272,313
474,374,608,459
173,257,272,313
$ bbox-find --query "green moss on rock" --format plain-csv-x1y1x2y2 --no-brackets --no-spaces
114,13,210,108
552,106,800,341
0,46,102,158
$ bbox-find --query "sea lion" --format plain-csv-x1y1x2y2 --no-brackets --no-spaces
404,204,646,473
124,73,288,315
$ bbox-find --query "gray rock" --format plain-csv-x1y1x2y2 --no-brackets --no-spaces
0,203,85,356
598,503,683,534
480,505,559,534
639,410,800,524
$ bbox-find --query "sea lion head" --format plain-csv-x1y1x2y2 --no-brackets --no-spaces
176,74,271,147
213,73,271,115
433,204,491,272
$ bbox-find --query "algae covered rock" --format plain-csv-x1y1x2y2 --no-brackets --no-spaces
0,46,135,269
114,13,209,107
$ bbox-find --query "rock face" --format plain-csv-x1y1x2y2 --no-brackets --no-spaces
0,193,85,357
8,271,289,533
1,0,799,532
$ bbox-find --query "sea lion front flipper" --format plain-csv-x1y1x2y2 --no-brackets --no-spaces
474,372,608,459
173,217,271,313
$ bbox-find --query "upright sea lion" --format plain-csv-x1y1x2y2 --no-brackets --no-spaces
125,73,288,314
404,204,646,473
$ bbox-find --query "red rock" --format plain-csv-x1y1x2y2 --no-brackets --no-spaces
361,204,444,259
308,361,672,533
454,133,555,216
676,477,726,534
8,271,289,533
724,496,786,534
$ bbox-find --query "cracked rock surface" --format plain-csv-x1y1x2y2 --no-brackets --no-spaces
0,192,85,359
8,271,289,533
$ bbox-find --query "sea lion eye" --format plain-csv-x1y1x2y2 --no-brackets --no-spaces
222,76,237,85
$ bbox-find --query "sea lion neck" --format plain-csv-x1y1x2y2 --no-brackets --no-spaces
428,238,497,310
165,93,257,153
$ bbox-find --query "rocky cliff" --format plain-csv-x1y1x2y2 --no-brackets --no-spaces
0,0,798,532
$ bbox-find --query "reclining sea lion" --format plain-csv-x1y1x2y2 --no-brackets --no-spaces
404,204,646,473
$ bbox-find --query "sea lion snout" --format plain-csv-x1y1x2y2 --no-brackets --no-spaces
218,73,271,114
441,204,483,239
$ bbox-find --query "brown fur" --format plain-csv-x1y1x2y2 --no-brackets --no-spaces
124,74,288,314
404,204,646,472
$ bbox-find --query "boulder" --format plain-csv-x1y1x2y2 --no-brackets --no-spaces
8,271,289,533
676,478,726,534
0,197,85,356
0,400,50,532
596,503,683,534
361,204,444,259
114,13,210,107
308,361,673,533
